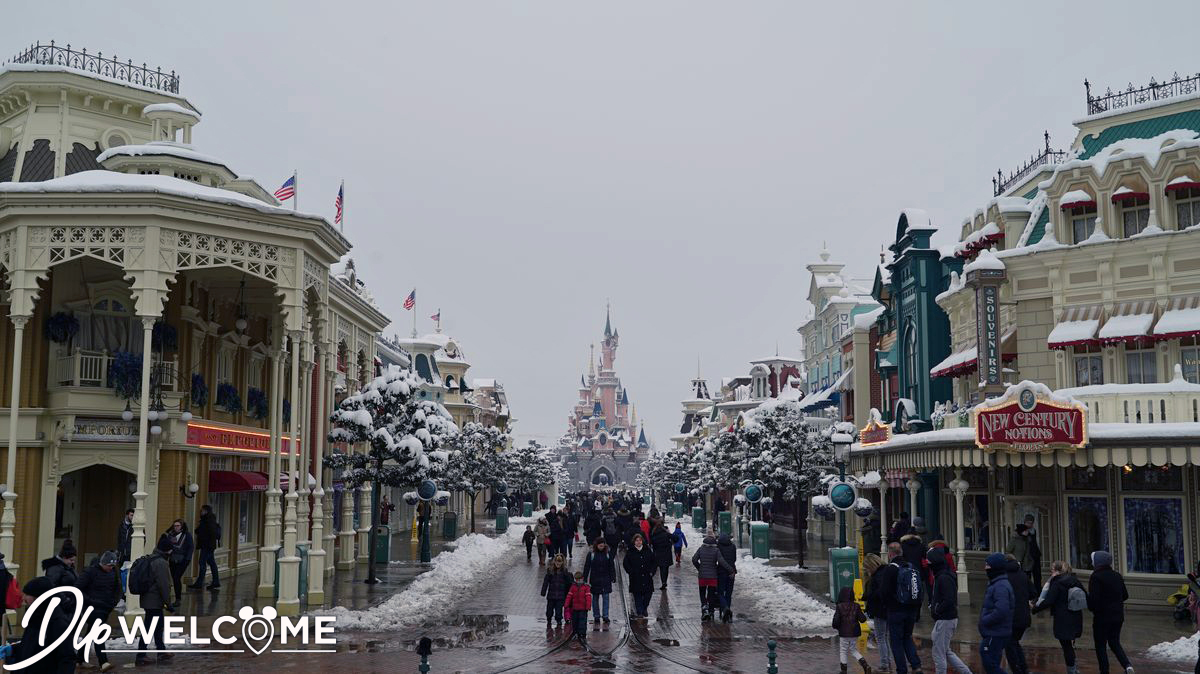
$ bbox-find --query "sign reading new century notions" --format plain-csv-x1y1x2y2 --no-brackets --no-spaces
973,382,1087,453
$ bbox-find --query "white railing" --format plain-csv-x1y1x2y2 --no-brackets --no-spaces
1072,389,1200,424
52,348,180,392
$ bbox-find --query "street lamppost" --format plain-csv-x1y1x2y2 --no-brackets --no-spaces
830,431,854,548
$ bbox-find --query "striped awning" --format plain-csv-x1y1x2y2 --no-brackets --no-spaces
850,443,1200,472
1154,296,1200,341
1098,300,1156,345
1047,305,1102,349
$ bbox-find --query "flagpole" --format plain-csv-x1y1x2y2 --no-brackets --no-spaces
339,180,345,233
293,170,298,211
436,309,441,333
411,289,417,338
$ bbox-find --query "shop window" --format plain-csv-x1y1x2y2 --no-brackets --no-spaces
238,492,259,545
904,324,918,401
209,492,231,547
1182,338,1200,384
1067,496,1109,570
1125,349,1157,384
1065,466,1107,490
1069,205,1097,243
1120,464,1182,491
1120,196,1150,237
1072,345,1104,386
1176,187,1200,230
209,455,232,471
962,494,990,551
1123,497,1185,574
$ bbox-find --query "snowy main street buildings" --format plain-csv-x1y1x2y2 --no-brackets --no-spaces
556,307,649,488
0,42,509,615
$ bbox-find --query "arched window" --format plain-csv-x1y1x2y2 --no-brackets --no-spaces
414,354,432,382
904,322,918,401
445,375,457,389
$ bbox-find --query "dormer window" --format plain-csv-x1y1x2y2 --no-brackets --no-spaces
1174,187,1200,230
1118,195,1150,237
1068,205,1097,243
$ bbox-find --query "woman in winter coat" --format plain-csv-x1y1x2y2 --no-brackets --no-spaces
831,586,872,674
715,533,737,622
1087,550,1133,674
535,517,550,565
540,553,572,628
623,533,657,620
1032,560,1085,674
861,554,891,674
649,521,675,590
583,539,616,624
1004,554,1034,674
158,519,194,609
691,534,735,620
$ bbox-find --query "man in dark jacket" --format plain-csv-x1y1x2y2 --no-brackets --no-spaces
929,548,970,673
979,552,1015,674
1023,513,1042,590
76,550,121,670
899,533,928,619
691,534,734,620
649,522,675,590
1087,550,1133,674
583,540,616,624
1004,554,1033,674
10,577,76,673
583,510,602,546
189,504,221,590
615,508,633,548
547,506,566,557
117,508,134,563
42,540,78,588
136,539,175,666
875,542,922,674
715,533,737,622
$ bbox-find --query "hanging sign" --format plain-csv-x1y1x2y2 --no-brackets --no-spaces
973,383,1087,453
858,418,892,447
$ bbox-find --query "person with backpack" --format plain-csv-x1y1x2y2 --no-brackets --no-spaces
672,522,688,565
583,539,616,625
875,541,923,674
928,548,970,674
899,533,929,618
1087,550,1134,674
131,538,175,666
563,571,592,647
1032,560,1086,674
650,520,674,590
979,552,1015,674
189,504,221,591
9,577,76,673
715,532,737,623
862,554,891,674
76,550,121,671
1003,553,1035,674
583,509,602,546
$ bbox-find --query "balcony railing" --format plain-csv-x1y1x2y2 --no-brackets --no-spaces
53,348,181,392
1071,387,1200,425
1086,72,1200,116
993,131,1068,196
5,41,180,94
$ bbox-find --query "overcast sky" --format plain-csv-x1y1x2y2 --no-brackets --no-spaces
8,2,1197,448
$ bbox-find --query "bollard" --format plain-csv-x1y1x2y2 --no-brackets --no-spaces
766,639,777,674
417,636,432,673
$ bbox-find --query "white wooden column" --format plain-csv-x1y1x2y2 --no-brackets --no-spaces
276,331,303,616
0,315,29,567
126,317,156,617
296,342,311,544
906,476,920,521
877,481,888,556
307,343,327,602
323,356,337,575
949,470,971,604
257,342,284,597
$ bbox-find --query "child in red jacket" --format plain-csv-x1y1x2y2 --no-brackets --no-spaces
563,571,593,647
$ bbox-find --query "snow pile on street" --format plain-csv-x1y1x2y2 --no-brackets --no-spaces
320,527,523,631
1147,630,1199,662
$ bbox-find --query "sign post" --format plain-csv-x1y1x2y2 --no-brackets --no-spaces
966,265,1006,397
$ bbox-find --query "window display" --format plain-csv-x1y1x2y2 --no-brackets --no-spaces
1124,497,1185,574
1120,465,1182,491
1068,496,1108,570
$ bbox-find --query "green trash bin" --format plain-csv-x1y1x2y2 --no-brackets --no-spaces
828,546,859,601
297,542,309,600
373,525,391,563
643,494,651,505
691,507,706,532
718,511,732,537
495,506,509,534
671,502,682,519
523,501,533,518
442,512,457,540
751,521,770,559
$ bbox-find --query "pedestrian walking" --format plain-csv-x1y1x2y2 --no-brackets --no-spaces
672,522,688,565
189,504,221,590
889,512,911,542
862,554,891,674
716,532,737,622
623,532,656,620
9,577,76,672
583,539,615,625
42,540,78,588
649,520,674,590
584,509,602,546
1004,525,1034,582
832,586,874,674
876,541,923,674
535,517,550,565
1032,560,1086,674
116,508,134,563
76,550,121,671
564,571,592,647
1022,515,1042,590
1087,550,1134,674
615,507,633,549
979,552,1015,674
132,538,175,666
900,533,929,618
548,506,566,558
928,548,971,674
540,553,571,629
691,533,734,621
157,518,193,609
523,525,536,561
1003,553,1033,674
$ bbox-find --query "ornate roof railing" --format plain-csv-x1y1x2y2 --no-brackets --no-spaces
1085,72,1200,116
993,131,1067,197
4,41,179,94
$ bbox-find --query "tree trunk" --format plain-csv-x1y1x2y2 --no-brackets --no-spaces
366,475,381,584
795,493,804,568
469,491,477,533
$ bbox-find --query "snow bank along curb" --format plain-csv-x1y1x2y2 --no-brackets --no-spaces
1147,630,1199,662
317,519,537,631
677,519,833,633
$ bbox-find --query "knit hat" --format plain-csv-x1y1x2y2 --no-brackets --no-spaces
157,538,174,554
98,551,119,567
1091,550,1113,568
23,577,53,598
59,540,77,559
912,516,925,528
985,552,1007,569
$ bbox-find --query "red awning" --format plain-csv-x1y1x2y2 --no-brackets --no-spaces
1166,177,1200,193
1111,190,1149,203
208,470,268,494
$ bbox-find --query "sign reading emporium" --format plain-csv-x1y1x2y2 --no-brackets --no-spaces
973,382,1087,453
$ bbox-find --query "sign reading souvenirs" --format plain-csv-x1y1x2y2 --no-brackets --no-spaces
971,270,1004,388
973,382,1087,453
858,418,892,447
72,417,139,442
186,423,296,454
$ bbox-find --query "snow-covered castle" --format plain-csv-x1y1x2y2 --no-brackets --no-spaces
556,307,650,488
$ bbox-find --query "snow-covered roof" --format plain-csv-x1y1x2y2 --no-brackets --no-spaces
1154,297,1200,337
97,141,230,169
899,208,935,231
853,306,885,331
142,102,200,119
1097,304,1155,343
1042,130,1200,188
1057,366,1200,398
0,170,328,221
962,248,1005,274
0,64,200,111
1059,189,1095,206
1047,313,1100,348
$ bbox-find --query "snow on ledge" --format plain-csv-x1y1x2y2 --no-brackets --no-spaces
963,248,1005,274
97,141,227,168
142,102,200,119
0,63,199,112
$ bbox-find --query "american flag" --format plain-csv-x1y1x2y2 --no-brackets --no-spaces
334,183,344,225
403,289,416,310
273,175,295,201
430,310,440,321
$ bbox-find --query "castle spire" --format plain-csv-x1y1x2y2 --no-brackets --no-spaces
604,301,613,338
589,344,595,377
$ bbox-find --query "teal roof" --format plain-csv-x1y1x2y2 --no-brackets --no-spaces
1026,206,1051,246
1079,109,1200,160
1021,187,1038,200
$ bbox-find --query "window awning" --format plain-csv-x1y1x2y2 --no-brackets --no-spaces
1111,186,1149,203
799,368,853,411
929,329,1017,378
1154,296,1200,340
834,366,855,392
1060,189,1096,210
1166,175,1200,193
208,470,268,494
1098,300,1156,345
1048,305,1102,349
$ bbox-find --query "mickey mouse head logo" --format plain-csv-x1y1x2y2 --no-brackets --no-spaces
239,606,277,655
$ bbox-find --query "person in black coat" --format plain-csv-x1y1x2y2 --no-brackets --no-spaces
623,533,656,620
715,533,737,622
540,553,571,628
1087,550,1133,673
583,511,602,546
928,548,971,674
116,508,134,563
649,521,674,589
10,577,77,674
189,504,221,590
583,540,616,624
158,518,194,609
1005,554,1034,674
899,533,926,619
1032,560,1085,673
76,550,122,669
